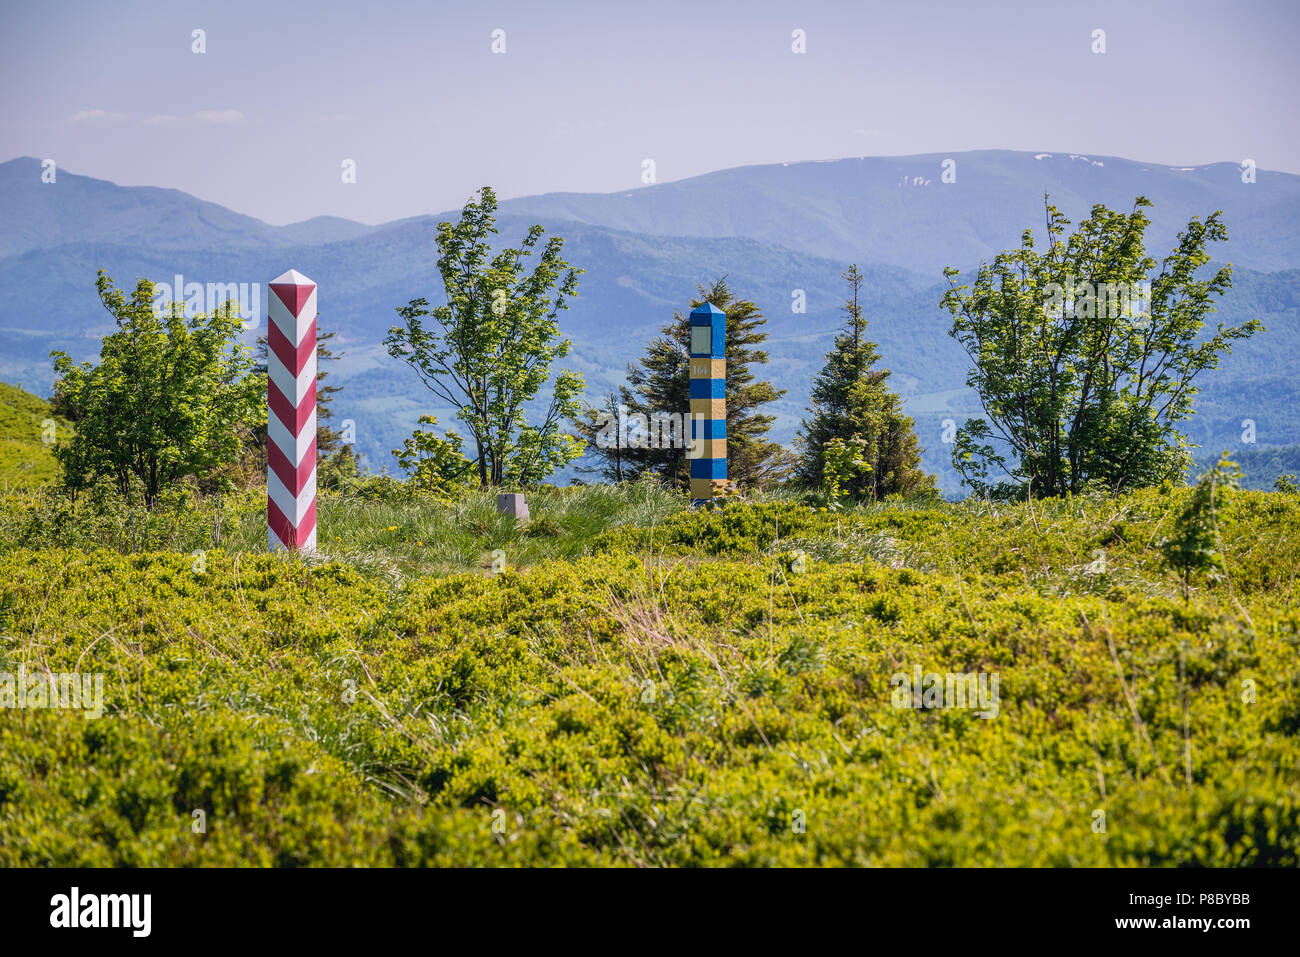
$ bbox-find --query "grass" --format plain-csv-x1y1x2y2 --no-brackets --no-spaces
1,474,1298,866
0,479,689,578
0,382,62,491
314,480,687,576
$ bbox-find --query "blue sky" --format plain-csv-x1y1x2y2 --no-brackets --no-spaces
2,0,1297,224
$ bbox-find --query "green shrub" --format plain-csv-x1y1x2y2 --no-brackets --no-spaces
2,481,1297,866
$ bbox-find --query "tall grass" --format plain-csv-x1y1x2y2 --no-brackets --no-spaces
0,477,689,578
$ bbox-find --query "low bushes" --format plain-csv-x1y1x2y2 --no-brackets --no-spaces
2,488,1296,865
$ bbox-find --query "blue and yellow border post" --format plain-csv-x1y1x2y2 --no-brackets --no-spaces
688,302,727,505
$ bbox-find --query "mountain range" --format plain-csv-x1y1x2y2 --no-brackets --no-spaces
2,150,1297,494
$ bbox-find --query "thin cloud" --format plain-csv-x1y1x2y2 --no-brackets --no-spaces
71,109,128,122
141,109,246,127
194,109,246,125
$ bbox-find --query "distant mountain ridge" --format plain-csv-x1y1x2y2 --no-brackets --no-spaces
1,150,1296,494
6,150,1300,270
499,150,1300,273
0,157,380,258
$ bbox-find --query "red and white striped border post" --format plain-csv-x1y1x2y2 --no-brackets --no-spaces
267,269,317,552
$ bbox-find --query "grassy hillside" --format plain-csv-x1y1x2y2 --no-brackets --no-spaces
0,382,60,490
1,481,1297,866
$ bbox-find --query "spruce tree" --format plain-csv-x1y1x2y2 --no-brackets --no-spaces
796,265,934,499
311,329,361,486
571,390,631,483
622,278,793,490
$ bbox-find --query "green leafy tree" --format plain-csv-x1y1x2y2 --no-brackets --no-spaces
796,265,934,499
821,435,870,507
50,270,262,506
392,415,474,503
621,278,793,490
1160,453,1240,600
942,196,1262,498
386,187,585,488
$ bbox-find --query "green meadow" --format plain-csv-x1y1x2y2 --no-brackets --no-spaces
1,399,1297,864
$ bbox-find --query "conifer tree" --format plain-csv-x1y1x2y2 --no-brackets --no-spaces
796,265,934,499
571,390,631,483
621,278,793,489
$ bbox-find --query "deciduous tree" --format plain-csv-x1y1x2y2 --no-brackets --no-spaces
50,270,262,506
942,196,1261,498
387,187,585,488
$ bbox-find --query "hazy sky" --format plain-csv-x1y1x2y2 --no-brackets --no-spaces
3,0,1297,225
